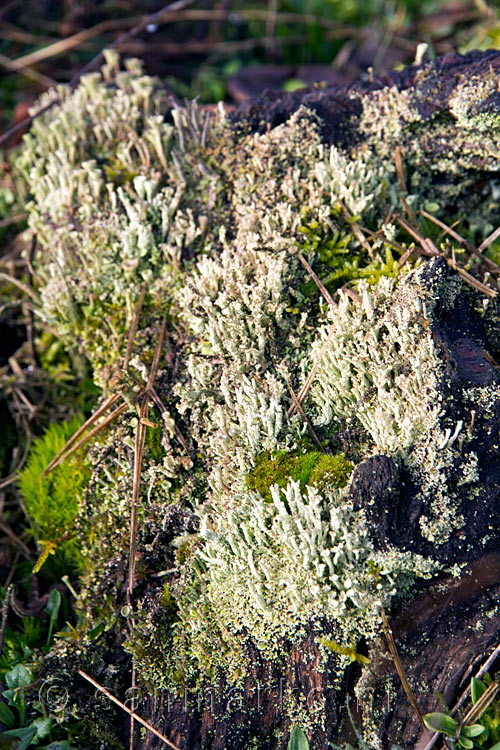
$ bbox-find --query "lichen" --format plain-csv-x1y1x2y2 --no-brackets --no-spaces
17,50,500,746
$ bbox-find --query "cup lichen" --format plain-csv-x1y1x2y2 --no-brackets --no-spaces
15,50,500,747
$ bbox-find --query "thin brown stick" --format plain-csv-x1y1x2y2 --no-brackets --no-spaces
146,316,167,390
128,399,147,595
396,217,498,298
0,52,56,87
0,521,32,559
461,679,500,726
6,20,130,71
288,324,336,418
338,199,374,258
284,377,324,451
478,225,500,254
420,638,500,750
128,318,166,594
420,209,500,273
425,238,497,298
42,401,128,477
129,662,137,750
394,146,407,194
0,271,41,302
41,394,120,477
148,388,189,453
381,606,426,729
298,252,335,308
78,670,180,749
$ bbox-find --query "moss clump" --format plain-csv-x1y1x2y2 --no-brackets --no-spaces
18,417,90,572
246,449,354,498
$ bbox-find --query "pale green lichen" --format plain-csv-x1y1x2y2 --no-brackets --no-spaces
17,51,500,746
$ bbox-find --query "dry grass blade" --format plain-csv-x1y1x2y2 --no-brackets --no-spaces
0,0,198,148
148,388,189,453
298,252,335,308
284,376,324,451
128,316,167,594
7,20,126,71
0,271,41,303
40,394,120,477
420,209,500,273
381,606,426,729
419,209,466,245
338,199,374,259
147,316,167,390
128,399,147,595
394,146,407,194
78,670,180,749
395,216,437,255
462,679,500,726
478,225,500,253
396,217,498,298
425,237,497,298
0,52,56,87
42,401,128,477
288,324,336,418
420,639,500,750
0,520,33,559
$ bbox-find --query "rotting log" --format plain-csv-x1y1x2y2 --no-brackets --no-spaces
18,49,500,750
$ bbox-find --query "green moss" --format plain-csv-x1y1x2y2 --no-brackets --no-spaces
298,217,401,301
246,450,353,499
18,417,90,572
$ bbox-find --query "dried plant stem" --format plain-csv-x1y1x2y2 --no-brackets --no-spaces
128,398,147,595
298,252,335,308
288,324,336,418
78,670,180,749
128,316,167,595
284,376,324,451
0,0,198,148
381,605,426,729
40,394,121,477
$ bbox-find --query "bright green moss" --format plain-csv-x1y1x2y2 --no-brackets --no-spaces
246,449,353,499
18,417,90,572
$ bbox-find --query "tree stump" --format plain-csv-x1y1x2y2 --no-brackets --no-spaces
21,49,500,750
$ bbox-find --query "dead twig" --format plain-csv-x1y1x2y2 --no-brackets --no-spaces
78,670,180,749
288,324,336,419
40,394,121,477
381,605,426,730
396,216,497,298
284,376,324,451
420,210,500,273
128,315,167,595
478,225,500,254
298,252,335,308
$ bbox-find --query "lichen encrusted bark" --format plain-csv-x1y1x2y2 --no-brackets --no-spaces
17,49,500,749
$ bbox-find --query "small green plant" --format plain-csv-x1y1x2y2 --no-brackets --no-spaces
424,676,500,749
288,726,310,750
0,663,77,749
18,417,90,573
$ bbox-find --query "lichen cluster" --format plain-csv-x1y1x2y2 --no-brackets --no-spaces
17,50,500,745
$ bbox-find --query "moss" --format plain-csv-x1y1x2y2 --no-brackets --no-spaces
18,417,90,572
246,450,353,499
